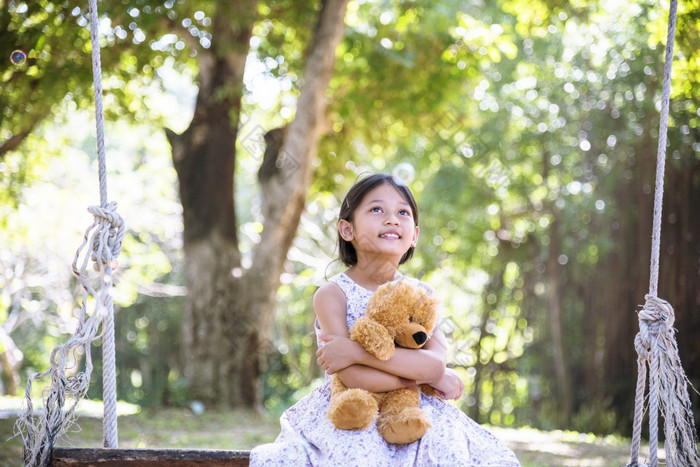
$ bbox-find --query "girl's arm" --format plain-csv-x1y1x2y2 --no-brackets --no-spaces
318,331,464,399
317,330,447,385
314,283,447,389
314,283,430,393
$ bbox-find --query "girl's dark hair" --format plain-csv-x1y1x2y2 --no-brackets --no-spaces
338,173,419,266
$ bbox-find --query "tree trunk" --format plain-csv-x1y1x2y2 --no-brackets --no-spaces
546,217,573,425
471,267,507,424
540,149,573,424
167,0,350,409
0,326,23,395
660,146,700,424
602,108,656,423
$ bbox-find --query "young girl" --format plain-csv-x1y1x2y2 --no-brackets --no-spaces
250,173,520,466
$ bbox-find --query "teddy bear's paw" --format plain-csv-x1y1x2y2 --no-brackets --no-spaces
377,407,432,444
328,388,378,430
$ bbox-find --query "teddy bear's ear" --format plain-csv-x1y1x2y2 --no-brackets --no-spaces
350,317,396,361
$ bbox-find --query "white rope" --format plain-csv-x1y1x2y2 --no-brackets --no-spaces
15,0,123,464
88,0,109,208
627,1,699,466
86,0,119,447
16,205,124,465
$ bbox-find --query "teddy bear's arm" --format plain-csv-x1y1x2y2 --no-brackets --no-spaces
350,317,396,361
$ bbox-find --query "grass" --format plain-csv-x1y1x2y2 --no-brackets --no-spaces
0,397,665,467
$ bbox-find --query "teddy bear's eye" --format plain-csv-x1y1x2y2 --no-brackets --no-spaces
408,316,413,323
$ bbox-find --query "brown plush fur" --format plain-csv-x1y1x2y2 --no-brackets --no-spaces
327,280,440,444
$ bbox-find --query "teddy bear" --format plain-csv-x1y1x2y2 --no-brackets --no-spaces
327,279,440,444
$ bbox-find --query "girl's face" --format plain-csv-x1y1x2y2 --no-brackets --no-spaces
338,183,419,261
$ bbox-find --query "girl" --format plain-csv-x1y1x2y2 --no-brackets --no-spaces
250,173,519,466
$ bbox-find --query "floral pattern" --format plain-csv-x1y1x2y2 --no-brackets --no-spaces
250,273,520,466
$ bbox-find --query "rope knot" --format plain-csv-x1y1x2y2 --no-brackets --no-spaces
638,294,675,334
634,295,675,361
87,202,125,272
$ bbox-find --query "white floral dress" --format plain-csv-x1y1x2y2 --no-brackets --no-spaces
250,272,520,466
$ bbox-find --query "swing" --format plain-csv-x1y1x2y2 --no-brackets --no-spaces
14,1,251,465
14,0,698,466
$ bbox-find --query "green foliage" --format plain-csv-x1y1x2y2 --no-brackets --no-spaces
0,0,202,161
0,87,185,402
89,293,187,407
1,0,90,140
260,192,339,414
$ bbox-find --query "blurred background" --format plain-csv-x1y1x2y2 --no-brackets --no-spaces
1,0,698,450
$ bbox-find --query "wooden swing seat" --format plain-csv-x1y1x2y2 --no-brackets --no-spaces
50,447,250,466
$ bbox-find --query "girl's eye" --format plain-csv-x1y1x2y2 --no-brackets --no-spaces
371,206,382,213
399,209,410,216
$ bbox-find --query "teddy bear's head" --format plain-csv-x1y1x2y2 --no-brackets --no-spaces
365,280,439,349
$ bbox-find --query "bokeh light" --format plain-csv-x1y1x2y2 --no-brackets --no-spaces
392,162,415,185
10,50,27,66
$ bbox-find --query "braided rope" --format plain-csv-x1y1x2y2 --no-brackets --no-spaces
627,1,699,466
86,0,119,437
15,0,123,464
16,204,124,465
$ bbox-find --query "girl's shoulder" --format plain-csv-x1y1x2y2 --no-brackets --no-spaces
313,280,346,304
314,272,357,309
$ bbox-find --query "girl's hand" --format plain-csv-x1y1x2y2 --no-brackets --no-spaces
430,367,464,400
316,334,361,374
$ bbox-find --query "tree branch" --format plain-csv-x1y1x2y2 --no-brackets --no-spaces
251,0,350,277
0,128,33,159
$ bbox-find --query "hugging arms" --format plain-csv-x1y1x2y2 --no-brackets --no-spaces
314,282,464,400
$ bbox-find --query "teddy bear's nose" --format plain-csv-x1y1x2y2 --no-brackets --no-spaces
412,331,427,345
